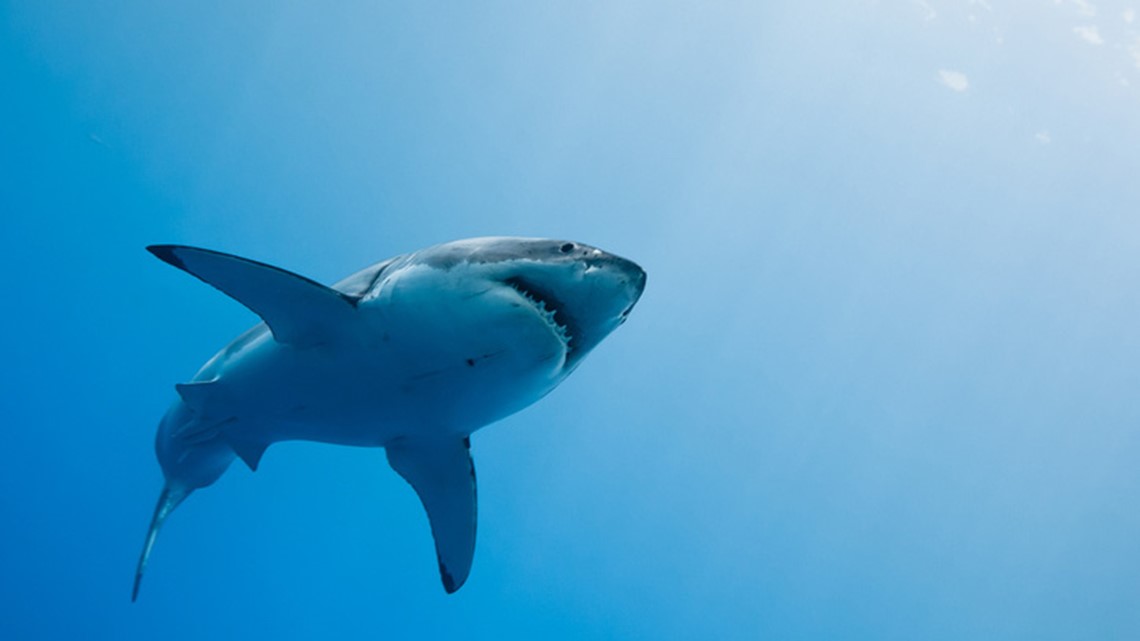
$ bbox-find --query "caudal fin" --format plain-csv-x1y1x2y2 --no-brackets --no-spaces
132,486,188,602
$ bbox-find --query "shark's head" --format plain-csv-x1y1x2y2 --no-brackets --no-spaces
435,237,645,367
418,237,644,371
365,237,645,401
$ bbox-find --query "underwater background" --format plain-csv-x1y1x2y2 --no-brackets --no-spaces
3,2,1139,639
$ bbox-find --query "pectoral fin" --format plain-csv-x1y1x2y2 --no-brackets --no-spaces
147,245,358,348
386,436,477,593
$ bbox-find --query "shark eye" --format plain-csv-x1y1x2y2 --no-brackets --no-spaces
559,243,575,254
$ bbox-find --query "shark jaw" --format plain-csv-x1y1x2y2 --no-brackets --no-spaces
503,275,577,359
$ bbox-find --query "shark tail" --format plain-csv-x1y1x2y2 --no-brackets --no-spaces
132,485,189,602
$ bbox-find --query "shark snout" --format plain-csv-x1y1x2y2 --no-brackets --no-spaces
594,254,645,322
588,253,645,288
609,255,646,302
626,260,647,297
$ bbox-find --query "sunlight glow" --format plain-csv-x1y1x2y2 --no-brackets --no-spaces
938,69,970,91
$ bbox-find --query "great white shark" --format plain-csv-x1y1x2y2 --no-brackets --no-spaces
133,237,646,600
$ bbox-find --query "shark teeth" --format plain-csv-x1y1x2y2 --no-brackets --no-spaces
504,277,574,351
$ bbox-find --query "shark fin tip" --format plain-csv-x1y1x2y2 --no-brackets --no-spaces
147,245,187,271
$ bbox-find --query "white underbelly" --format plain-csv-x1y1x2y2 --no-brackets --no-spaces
198,327,562,448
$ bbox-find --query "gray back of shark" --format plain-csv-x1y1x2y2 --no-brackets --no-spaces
133,237,646,600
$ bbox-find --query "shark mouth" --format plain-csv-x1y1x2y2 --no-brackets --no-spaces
504,276,578,356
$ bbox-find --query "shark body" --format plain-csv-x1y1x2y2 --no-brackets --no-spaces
133,237,645,600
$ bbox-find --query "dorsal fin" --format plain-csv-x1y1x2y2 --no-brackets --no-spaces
148,245,358,348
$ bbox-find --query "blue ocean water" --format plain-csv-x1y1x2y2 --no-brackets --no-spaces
3,2,1139,639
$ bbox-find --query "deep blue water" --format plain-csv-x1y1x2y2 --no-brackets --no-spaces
3,2,1140,639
